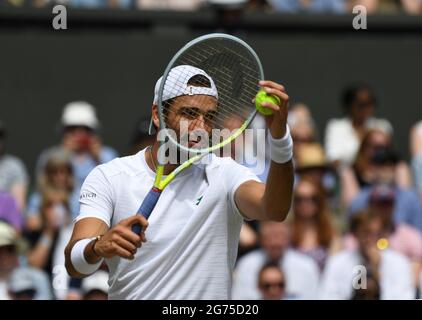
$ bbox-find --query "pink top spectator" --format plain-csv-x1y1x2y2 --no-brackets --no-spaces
343,223,422,261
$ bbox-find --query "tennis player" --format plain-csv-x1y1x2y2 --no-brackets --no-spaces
64,65,294,299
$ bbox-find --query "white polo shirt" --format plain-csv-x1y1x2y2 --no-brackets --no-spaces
76,148,260,300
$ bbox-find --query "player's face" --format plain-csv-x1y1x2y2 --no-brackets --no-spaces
165,95,218,148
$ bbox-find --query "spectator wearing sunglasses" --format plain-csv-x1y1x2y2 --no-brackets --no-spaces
340,129,412,207
324,84,392,167
257,262,286,300
290,178,340,271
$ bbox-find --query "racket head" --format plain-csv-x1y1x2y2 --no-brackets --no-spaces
155,33,264,158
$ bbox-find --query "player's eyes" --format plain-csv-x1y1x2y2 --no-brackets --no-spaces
180,108,199,119
204,111,217,123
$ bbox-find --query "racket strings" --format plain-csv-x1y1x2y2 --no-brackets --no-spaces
160,36,262,151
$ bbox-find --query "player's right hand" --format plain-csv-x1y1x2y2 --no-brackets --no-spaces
93,215,148,260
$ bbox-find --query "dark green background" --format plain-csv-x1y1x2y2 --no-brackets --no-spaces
1,9,422,181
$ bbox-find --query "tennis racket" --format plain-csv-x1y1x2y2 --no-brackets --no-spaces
132,33,264,234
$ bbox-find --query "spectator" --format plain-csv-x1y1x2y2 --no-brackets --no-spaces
81,270,109,300
0,221,52,300
348,147,422,232
341,129,412,207
358,0,422,14
344,184,422,286
137,0,202,10
257,262,287,300
0,192,23,232
26,150,78,231
35,101,117,192
319,212,415,299
25,153,75,290
0,121,29,211
324,84,392,167
7,267,52,300
288,103,318,159
295,143,338,198
268,0,348,13
232,221,320,299
290,178,340,271
410,120,422,198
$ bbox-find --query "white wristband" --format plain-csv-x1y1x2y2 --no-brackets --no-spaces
70,238,103,275
268,125,293,164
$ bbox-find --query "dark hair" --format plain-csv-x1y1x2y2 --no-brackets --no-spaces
258,262,283,282
342,83,377,113
349,211,371,235
0,121,6,139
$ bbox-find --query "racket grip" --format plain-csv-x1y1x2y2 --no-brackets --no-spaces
132,188,162,234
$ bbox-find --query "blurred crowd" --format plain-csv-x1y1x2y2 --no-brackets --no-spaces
1,83,422,300
0,0,421,14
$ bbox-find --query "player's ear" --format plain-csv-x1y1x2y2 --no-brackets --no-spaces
152,104,160,130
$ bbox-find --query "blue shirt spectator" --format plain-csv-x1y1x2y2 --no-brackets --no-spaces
69,0,132,9
269,0,347,13
348,186,422,233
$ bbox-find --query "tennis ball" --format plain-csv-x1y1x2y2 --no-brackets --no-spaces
255,90,280,116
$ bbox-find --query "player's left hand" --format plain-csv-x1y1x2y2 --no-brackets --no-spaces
259,80,289,139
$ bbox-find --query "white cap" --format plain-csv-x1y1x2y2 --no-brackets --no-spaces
0,221,17,247
149,65,218,134
81,270,109,295
61,101,100,130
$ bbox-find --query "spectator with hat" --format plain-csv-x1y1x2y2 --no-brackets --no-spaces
35,101,118,192
0,120,29,211
0,221,52,300
295,143,339,205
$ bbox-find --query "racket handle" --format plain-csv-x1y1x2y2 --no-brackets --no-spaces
132,188,162,234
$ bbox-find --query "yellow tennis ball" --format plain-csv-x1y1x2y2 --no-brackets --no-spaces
255,90,280,116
